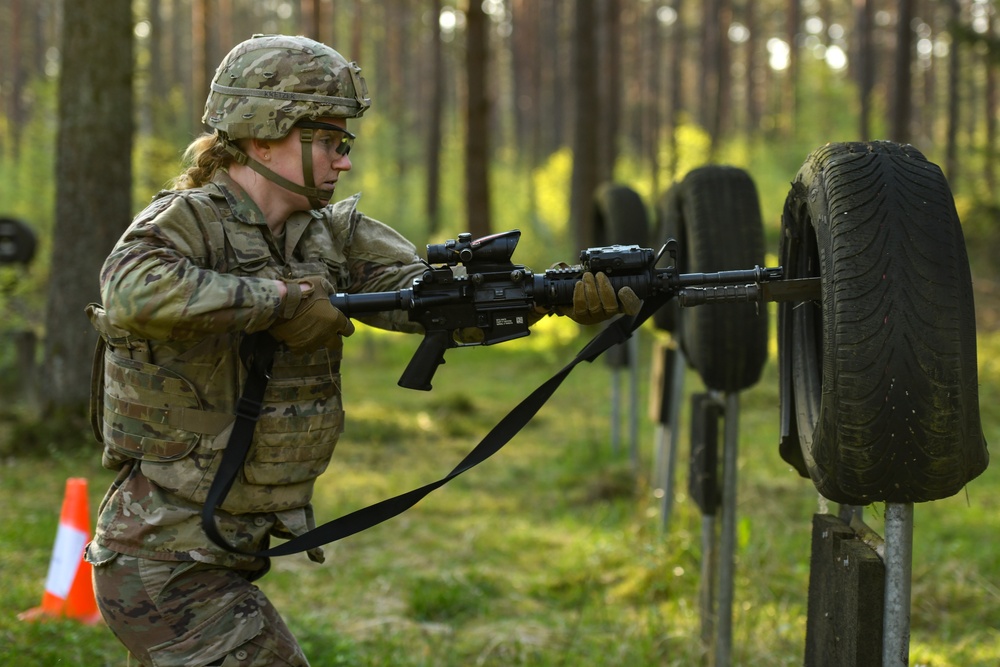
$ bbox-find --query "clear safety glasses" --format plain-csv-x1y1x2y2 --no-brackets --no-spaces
297,120,356,157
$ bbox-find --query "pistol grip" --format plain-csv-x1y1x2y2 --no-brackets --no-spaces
398,330,453,391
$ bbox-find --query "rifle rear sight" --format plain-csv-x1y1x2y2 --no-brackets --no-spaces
426,230,522,267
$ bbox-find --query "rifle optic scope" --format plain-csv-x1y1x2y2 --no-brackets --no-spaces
426,230,522,266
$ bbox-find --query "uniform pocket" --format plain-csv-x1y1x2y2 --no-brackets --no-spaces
84,541,121,567
242,349,344,486
102,352,205,462
146,587,267,667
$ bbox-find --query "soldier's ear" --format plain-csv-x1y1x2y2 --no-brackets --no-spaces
249,137,273,161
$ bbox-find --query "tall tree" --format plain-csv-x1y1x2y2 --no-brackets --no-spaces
192,0,211,133
351,0,365,71
511,0,541,168
696,0,732,151
218,0,234,53
300,0,322,39
714,0,732,151
666,0,686,181
42,0,133,415
642,1,663,194
597,0,622,184
890,0,915,143
945,0,961,183
148,0,164,115
168,0,188,117
784,0,801,136
699,0,722,135
6,0,25,158
569,0,599,249
539,0,572,154
745,0,762,135
425,0,445,234
985,5,998,193
385,0,414,226
465,0,492,236
136,0,163,137
854,0,876,139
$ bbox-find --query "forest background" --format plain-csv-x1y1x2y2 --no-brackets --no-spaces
1,0,1000,413
1,0,1000,665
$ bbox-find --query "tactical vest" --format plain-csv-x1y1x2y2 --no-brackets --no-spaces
88,184,353,514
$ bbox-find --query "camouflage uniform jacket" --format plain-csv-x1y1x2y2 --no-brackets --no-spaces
87,171,425,570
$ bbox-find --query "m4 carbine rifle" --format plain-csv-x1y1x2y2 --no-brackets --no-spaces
329,229,818,391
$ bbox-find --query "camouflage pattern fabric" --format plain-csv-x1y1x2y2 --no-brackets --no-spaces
204,34,370,140
87,169,426,663
89,541,309,666
87,171,425,567
90,463,278,570
95,171,422,520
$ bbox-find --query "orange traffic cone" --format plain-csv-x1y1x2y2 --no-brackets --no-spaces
18,477,102,625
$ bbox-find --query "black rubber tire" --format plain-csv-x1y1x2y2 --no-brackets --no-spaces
0,217,37,265
651,184,683,332
592,183,650,367
778,141,988,504
663,165,769,393
592,183,650,247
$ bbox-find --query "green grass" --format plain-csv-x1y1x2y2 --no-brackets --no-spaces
2,315,999,666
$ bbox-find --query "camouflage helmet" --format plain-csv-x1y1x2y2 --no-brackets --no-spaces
203,34,371,140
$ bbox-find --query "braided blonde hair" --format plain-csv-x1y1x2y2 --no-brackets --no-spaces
171,132,234,190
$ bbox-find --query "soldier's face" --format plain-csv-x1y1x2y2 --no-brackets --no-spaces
267,117,353,209
302,117,354,198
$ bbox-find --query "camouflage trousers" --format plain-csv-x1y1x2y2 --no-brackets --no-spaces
90,548,310,667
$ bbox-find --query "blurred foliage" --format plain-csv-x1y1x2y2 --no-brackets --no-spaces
2,46,1000,410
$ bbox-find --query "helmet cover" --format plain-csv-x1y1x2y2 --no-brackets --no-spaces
203,34,371,140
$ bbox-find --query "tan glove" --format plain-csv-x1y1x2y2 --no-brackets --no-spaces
270,278,355,352
561,271,642,325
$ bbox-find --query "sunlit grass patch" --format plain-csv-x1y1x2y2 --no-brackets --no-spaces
3,312,998,665
910,628,1000,667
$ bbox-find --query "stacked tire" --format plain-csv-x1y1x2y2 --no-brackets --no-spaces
652,166,769,393
778,141,988,504
593,183,650,249
592,183,650,368
0,217,36,265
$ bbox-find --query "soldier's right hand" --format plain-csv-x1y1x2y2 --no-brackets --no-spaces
270,278,355,352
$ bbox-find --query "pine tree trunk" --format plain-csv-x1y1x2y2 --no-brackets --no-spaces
569,0,598,249
42,0,133,419
465,0,492,237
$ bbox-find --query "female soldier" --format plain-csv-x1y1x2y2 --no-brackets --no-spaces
85,34,635,666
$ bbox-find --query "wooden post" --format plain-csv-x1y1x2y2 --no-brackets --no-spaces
804,514,885,666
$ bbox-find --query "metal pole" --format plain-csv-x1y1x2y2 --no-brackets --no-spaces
700,513,717,660
610,367,621,455
659,351,687,530
628,334,640,473
715,392,739,667
882,502,914,667
652,423,665,489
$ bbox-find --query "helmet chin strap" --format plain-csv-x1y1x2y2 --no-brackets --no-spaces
222,131,329,210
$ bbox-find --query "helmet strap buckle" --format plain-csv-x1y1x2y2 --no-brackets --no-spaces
298,128,324,210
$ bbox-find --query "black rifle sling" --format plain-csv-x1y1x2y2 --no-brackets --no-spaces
200,331,279,553
202,295,669,557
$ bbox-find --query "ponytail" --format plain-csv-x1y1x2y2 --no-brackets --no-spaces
171,133,233,190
